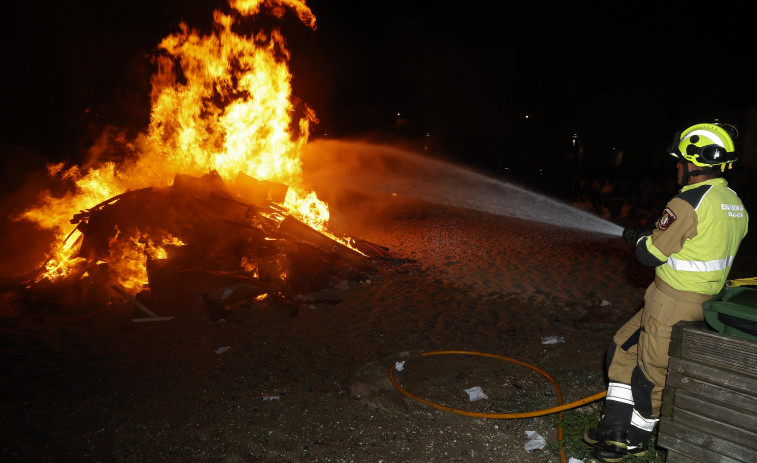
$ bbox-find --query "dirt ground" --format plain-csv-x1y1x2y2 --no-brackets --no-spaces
2,187,755,463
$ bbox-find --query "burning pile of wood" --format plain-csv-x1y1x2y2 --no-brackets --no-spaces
25,171,392,319
8,2,400,322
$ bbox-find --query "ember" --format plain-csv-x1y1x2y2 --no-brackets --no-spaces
14,0,391,317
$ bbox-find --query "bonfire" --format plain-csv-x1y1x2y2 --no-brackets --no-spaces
14,0,389,318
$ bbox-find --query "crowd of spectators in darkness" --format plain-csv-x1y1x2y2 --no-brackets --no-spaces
565,173,674,229
547,167,757,231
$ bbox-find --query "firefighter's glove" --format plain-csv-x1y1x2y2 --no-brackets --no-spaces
622,222,656,243
622,227,636,243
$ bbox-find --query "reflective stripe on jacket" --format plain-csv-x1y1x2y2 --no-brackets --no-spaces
636,178,749,295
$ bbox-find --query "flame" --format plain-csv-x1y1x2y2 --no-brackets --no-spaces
16,0,344,291
145,234,185,261
104,227,149,292
35,229,86,283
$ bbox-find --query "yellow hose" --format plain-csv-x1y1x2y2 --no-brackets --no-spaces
389,350,608,463
726,276,757,287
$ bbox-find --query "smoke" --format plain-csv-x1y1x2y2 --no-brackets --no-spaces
302,138,625,237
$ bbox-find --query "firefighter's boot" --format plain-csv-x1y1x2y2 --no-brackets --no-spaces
589,427,652,462
591,434,649,462
582,394,633,454
591,446,626,463
625,422,654,457
582,426,627,455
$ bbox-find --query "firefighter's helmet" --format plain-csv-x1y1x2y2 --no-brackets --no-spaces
670,123,737,169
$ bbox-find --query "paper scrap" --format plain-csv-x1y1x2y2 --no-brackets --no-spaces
465,386,488,401
524,430,546,452
540,336,565,345
394,361,405,371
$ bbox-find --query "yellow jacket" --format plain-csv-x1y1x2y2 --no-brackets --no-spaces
636,178,749,295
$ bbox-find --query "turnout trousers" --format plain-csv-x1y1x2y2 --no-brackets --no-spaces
605,276,712,440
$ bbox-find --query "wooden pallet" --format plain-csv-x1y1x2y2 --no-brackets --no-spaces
658,321,757,462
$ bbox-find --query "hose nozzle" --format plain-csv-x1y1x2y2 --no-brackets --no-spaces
622,227,636,243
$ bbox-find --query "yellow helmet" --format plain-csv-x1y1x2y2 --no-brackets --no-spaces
669,122,737,169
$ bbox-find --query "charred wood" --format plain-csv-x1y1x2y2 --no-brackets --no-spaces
24,171,388,317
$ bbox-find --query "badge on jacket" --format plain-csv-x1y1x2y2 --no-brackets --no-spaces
657,207,677,230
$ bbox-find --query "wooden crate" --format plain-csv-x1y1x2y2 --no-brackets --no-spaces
658,321,757,462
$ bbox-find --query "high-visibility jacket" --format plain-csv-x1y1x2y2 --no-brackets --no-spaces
636,177,749,295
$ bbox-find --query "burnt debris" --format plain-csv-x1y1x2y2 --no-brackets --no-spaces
22,171,392,319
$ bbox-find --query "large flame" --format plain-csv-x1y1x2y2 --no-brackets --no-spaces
17,0,333,292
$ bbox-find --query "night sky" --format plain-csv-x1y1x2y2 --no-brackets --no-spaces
1,1,755,178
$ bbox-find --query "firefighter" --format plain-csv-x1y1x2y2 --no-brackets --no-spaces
583,122,749,462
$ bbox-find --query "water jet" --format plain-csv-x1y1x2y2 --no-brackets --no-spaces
303,140,625,237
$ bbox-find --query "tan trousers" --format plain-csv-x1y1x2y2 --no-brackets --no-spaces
608,277,712,416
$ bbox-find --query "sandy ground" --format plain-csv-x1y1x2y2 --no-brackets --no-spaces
2,145,756,463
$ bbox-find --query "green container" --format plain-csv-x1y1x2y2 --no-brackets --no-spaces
703,286,757,341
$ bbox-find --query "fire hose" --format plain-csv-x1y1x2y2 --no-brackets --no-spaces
389,350,608,463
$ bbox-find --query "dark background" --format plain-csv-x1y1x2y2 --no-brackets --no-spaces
1,0,755,185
